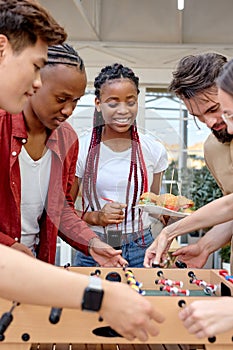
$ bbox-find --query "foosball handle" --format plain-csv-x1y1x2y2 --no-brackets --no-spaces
178,299,186,308
188,271,195,278
157,270,164,277
0,311,13,338
0,301,20,340
152,263,161,268
208,336,216,343
49,307,63,324
175,260,187,269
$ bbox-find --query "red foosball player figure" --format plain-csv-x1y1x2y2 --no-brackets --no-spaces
160,285,190,296
188,271,218,295
155,278,183,287
219,270,233,284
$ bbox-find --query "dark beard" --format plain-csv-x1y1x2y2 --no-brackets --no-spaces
211,128,233,143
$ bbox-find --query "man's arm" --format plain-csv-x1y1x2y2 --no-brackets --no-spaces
144,193,233,266
0,244,164,341
173,221,233,268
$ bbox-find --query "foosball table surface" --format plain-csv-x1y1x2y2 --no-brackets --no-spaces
0,267,233,350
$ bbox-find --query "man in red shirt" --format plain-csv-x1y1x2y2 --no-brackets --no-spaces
0,43,127,266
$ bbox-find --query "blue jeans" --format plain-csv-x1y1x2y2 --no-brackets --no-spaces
73,227,153,268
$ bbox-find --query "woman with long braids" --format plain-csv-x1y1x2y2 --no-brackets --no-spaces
71,63,168,267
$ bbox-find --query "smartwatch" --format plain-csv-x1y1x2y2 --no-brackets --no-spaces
81,276,104,312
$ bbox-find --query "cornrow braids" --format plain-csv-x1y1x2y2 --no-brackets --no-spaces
94,63,140,99
47,44,85,71
83,63,149,237
169,53,227,99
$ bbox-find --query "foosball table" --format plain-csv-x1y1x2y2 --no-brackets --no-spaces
1,267,233,350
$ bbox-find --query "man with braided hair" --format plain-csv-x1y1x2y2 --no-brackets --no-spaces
71,63,168,267
0,44,127,267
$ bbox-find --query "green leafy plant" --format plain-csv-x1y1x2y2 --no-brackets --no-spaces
220,243,231,263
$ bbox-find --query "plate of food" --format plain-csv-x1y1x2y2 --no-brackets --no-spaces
136,192,194,218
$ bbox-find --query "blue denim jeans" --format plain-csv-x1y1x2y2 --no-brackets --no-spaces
73,227,153,268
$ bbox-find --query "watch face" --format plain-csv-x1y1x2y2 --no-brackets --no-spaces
82,287,104,312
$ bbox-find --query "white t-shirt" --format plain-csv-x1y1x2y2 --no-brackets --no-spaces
76,132,168,234
19,146,51,252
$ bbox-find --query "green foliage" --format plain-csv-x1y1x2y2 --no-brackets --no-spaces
181,166,223,210
164,158,222,210
220,243,231,263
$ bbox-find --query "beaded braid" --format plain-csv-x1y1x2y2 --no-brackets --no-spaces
83,63,148,236
47,43,84,71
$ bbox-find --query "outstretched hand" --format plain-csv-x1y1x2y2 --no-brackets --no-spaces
89,238,128,267
143,228,171,267
172,243,209,268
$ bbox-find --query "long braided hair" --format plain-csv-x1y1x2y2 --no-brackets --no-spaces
46,43,85,71
82,63,148,234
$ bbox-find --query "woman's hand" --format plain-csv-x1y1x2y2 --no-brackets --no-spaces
97,202,126,227
143,228,171,267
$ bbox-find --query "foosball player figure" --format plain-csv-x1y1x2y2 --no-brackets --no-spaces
188,271,218,295
156,270,184,288
160,285,190,296
123,268,145,295
219,270,233,284
155,278,183,288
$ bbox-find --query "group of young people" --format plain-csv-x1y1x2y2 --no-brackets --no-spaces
0,0,165,342
2,0,233,345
